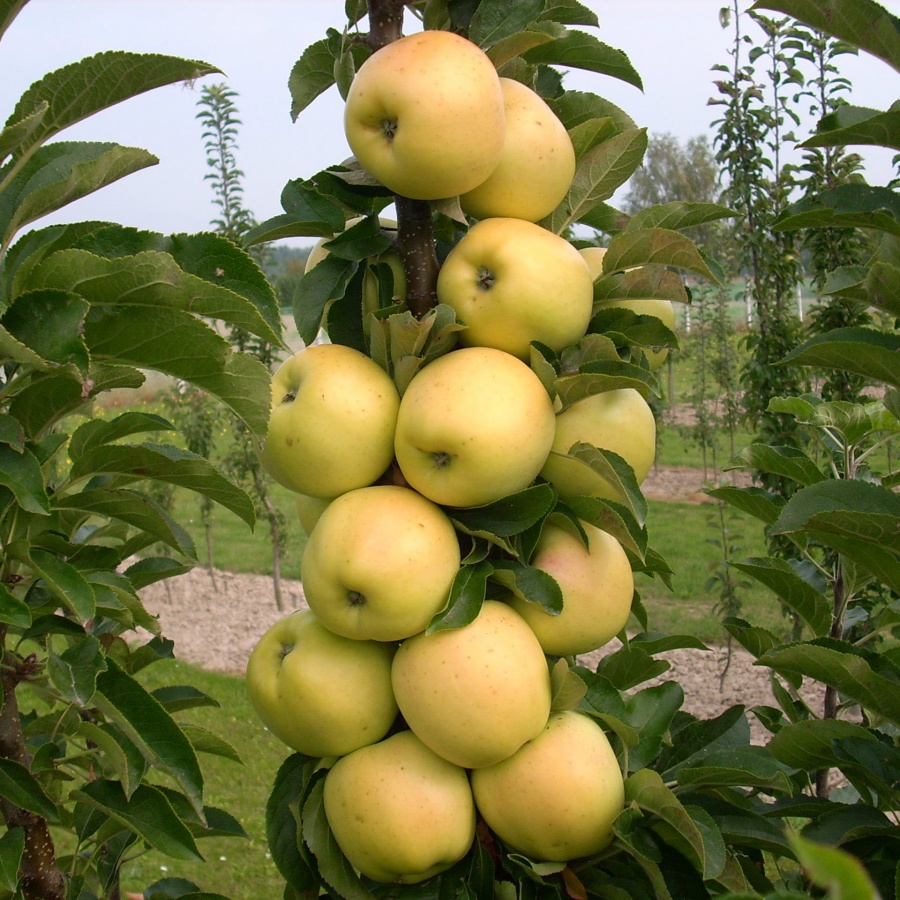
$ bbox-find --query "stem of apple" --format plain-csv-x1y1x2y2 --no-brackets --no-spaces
366,0,440,321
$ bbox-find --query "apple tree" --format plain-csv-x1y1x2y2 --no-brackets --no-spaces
0,1,282,896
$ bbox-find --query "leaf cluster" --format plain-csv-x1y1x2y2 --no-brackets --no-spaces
0,3,282,897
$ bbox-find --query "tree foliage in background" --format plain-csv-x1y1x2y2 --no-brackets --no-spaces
0,1,281,897
195,82,290,610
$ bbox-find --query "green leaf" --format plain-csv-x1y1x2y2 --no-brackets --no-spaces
721,617,783,660
427,560,491,633
0,289,88,373
0,826,24,893
0,0,29,44
71,780,202,862
768,718,874,770
69,411,174,458
624,681,685,771
28,548,95,621
0,583,30,628
94,659,205,816
0,142,157,250
772,184,900,237
151,685,220,714
564,494,648,559
448,483,557,553
625,768,725,880
179,724,242,765
0,758,59,822
802,104,900,152
0,101,47,164
522,29,643,90
705,485,784,526
543,127,648,234
469,0,545,49
292,254,359,346
265,753,321,893
677,746,794,794
0,443,50,514
725,443,827,486
593,266,690,305
549,659,588,711
758,638,900,726
77,721,147,798
624,202,735,233
603,227,721,285
487,29,559,68
597,644,669,691
776,326,900,389
773,479,900,552
789,832,881,900
730,557,831,637
47,634,107,705
749,0,900,73
557,443,648,525
54,488,196,558
548,90,636,134
289,37,339,121
68,442,255,528
554,362,656,411
6,51,220,156
491,559,563,614
656,705,751,778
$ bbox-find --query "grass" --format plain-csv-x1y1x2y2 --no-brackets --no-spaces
118,659,291,898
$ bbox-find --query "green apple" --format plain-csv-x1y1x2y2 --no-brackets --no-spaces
301,485,461,642
294,493,331,536
323,730,475,884
539,388,656,501
506,515,634,656
393,347,557,507
460,77,575,222
245,609,397,758
391,600,552,769
437,217,593,360
343,30,505,200
258,343,400,499
580,246,676,370
470,710,624,862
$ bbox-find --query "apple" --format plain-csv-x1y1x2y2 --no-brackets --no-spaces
391,600,552,769
343,30,505,200
539,387,656,501
323,730,475,884
294,492,331,536
459,78,575,222
300,485,461,642
393,346,557,507
258,343,400,499
245,609,397,758
580,246,676,370
437,217,593,360
506,515,634,656
470,710,625,862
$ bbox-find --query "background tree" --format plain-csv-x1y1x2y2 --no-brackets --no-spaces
196,82,289,610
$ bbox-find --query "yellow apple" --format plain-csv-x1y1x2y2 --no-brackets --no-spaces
323,730,475,884
394,346,557,507
506,515,634,656
391,600,552,769
294,493,331,536
470,710,624,862
540,387,656,501
460,78,575,222
245,609,397,758
258,343,400,499
343,30,505,200
437,218,593,360
580,246,676,370
300,485,461,642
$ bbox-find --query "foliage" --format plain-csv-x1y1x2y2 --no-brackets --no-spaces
0,2,280,897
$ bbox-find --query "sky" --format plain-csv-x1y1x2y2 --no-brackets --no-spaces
1,0,897,245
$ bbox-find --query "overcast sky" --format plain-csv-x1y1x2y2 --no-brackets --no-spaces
2,0,897,244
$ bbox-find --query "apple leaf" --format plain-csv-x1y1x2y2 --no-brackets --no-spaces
621,680,685,772
790,832,883,900
724,443,827,486
554,364,655,411
70,780,201,862
0,827,24,893
468,0,545,49
623,201,736,233
595,644,670,692
548,90,636,133
0,583,30,629
447,483,557,548
28,549,95,622
729,557,831,638
491,559,563,614
0,444,50,514
522,29,643,90
768,718,875,771
0,759,59,823
427,560,491,634
721,617,784,660
289,33,341,120
0,100,47,163
265,754,322,893
542,127,647,235
593,266,690,305
487,29,558,68
801,104,900,152
549,659,588,711
292,254,359,346
771,184,900,238
603,227,721,285
562,494,648,560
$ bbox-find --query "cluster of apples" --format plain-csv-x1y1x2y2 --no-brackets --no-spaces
247,28,671,886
